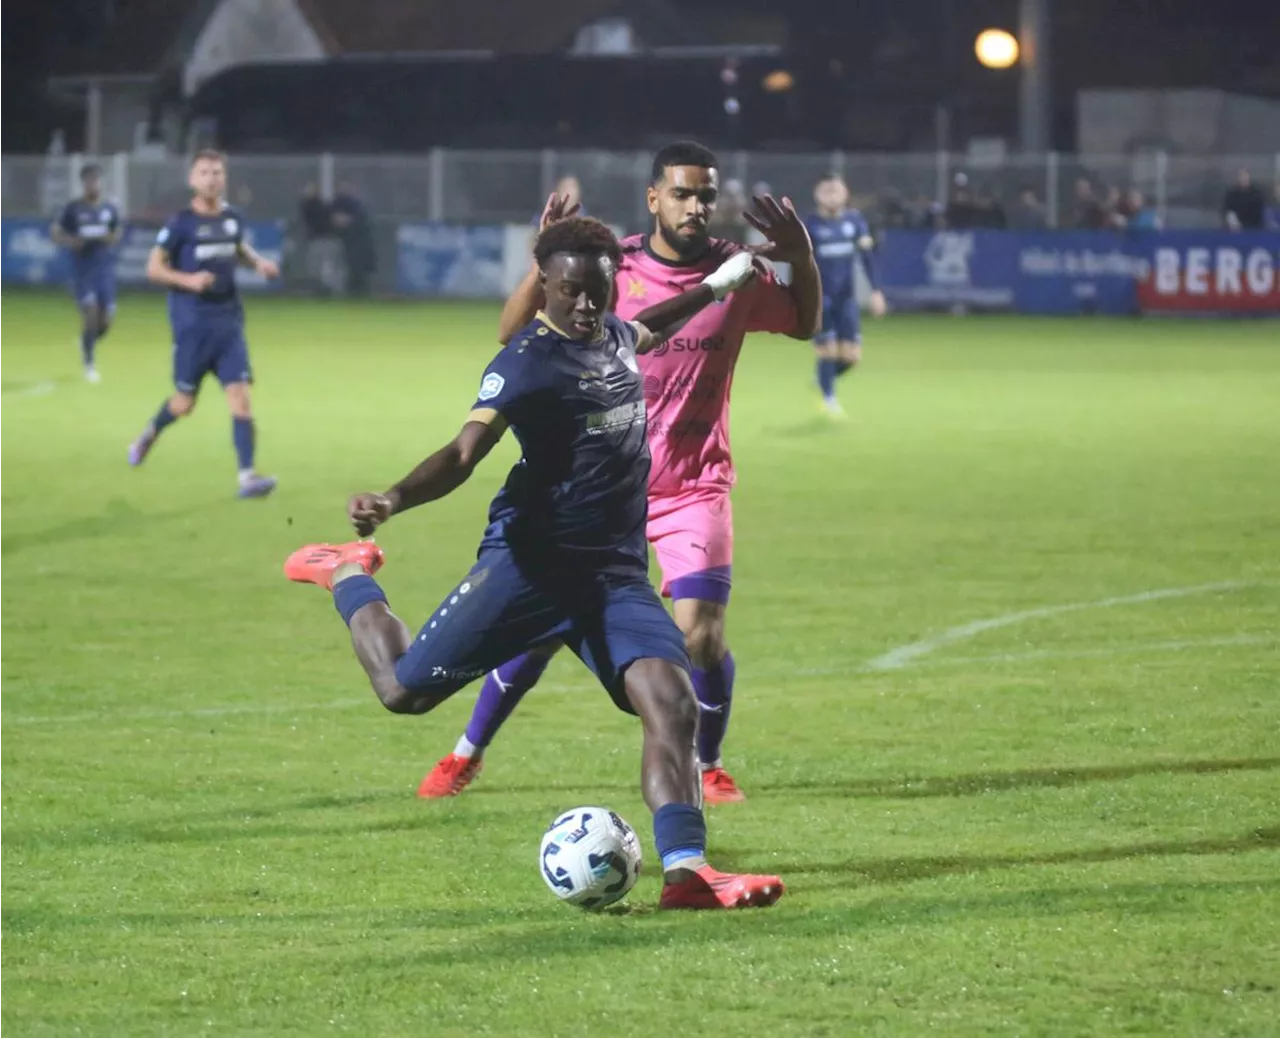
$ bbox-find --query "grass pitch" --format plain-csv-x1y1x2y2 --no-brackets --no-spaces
3,291,1278,1036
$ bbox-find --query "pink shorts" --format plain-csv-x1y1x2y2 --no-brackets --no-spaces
646,486,733,604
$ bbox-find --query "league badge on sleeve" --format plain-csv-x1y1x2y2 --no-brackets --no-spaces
478,372,506,401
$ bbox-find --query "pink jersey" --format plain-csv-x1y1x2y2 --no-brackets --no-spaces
615,235,800,495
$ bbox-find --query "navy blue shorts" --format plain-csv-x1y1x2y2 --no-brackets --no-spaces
172,321,251,393
815,293,860,344
393,547,689,712
72,266,116,312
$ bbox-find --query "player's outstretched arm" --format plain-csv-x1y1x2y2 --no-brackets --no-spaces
349,415,507,536
49,210,80,252
630,252,757,353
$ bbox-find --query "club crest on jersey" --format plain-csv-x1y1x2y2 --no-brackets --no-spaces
478,372,505,401
223,218,238,236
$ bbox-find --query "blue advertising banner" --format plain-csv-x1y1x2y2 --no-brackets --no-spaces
1,218,72,286
2,218,284,291
396,223,505,297
879,229,1280,316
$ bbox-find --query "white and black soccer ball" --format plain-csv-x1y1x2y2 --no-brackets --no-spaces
539,806,642,909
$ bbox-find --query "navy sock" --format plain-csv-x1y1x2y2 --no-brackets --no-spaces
653,803,707,871
152,401,178,434
332,574,387,626
691,651,735,765
835,358,854,376
232,417,255,471
80,329,96,366
817,358,838,400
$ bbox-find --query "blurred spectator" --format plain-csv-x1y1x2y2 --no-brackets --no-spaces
709,177,748,243
1104,185,1129,229
945,173,976,229
911,193,945,230
1267,184,1280,231
1124,188,1161,230
331,182,376,296
298,183,341,296
1009,187,1048,230
1223,168,1266,230
973,185,1006,229
880,187,910,230
1073,178,1108,229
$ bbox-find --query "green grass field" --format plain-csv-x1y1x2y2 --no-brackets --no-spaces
3,290,1278,1036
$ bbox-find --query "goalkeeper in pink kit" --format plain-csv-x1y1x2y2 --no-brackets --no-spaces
421,141,822,802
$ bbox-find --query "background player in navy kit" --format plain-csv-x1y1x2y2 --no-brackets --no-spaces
806,173,886,417
128,150,279,498
284,218,778,909
50,164,121,383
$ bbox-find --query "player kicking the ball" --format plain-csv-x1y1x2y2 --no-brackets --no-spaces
421,141,822,803
286,218,781,909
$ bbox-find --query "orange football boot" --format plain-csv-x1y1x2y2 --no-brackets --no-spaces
284,541,385,590
417,753,484,798
659,864,785,910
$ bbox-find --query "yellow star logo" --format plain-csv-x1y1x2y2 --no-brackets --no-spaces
626,277,647,299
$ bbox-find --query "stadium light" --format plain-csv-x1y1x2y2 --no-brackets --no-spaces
974,28,1019,69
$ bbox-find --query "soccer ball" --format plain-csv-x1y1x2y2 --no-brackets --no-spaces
538,806,643,909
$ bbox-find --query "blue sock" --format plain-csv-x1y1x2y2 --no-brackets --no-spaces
817,358,837,400
654,803,707,871
835,358,854,376
152,401,178,434
80,329,96,366
232,417,255,471
691,651,735,766
333,574,387,626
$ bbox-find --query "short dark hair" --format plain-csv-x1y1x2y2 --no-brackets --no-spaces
534,216,622,271
191,149,226,166
651,141,718,185
818,172,844,185
80,164,102,179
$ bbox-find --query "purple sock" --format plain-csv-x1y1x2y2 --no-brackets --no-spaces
463,651,553,749
691,651,735,766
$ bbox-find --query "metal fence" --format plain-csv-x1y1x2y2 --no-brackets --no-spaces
5,148,1278,294
6,149,1279,227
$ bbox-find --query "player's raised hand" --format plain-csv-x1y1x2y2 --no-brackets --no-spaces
348,492,394,537
539,192,582,232
702,251,758,300
869,289,888,318
745,195,814,264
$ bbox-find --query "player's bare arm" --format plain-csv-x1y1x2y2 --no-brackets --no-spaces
497,192,579,343
349,415,506,535
236,241,280,279
146,245,214,294
745,194,823,339
49,221,81,252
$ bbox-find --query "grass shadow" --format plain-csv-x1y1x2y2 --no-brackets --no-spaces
2,496,233,555
769,756,1280,800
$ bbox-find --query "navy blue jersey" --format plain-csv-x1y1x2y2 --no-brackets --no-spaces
473,312,650,574
806,209,878,295
155,206,245,328
58,198,120,271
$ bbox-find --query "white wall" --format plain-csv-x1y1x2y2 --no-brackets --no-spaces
184,0,326,96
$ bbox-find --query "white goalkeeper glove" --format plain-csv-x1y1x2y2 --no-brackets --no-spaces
701,251,757,302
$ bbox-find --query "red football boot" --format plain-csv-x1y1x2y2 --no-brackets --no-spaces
659,864,785,910
701,766,746,804
418,753,484,798
284,541,384,590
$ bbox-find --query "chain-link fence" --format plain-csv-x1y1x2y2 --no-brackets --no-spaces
5,148,1278,293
